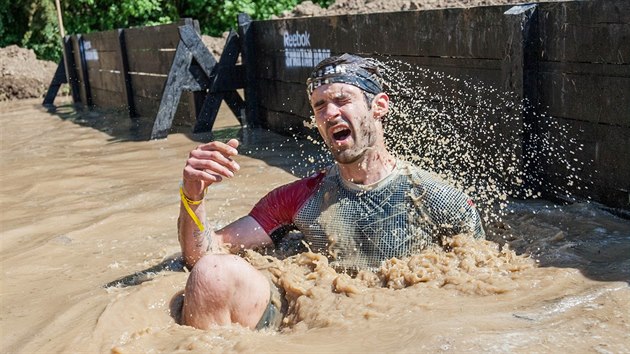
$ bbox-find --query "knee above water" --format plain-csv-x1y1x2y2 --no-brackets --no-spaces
188,254,254,288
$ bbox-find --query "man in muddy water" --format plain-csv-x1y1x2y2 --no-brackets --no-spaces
177,53,485,330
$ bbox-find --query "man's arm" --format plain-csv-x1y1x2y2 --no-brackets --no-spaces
178,139,272,269
435,189,485,238
419,174,485,239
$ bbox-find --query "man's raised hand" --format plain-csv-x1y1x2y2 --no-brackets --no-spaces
182,139,240,199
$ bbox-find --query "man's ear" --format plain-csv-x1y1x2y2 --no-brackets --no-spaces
372,92,389,120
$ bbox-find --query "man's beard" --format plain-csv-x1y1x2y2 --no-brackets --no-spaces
328,128,377,165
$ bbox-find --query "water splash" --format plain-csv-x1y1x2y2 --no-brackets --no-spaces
376,59,589,226
248,58,589,237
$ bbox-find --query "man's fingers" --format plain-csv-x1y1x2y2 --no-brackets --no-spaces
188,150,240,173
182,140,241,190
188,158,236,178
183,164,224,183
226,138,239,149
195,140,239,157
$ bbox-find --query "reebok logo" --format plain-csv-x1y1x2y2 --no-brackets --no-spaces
284,31,311,48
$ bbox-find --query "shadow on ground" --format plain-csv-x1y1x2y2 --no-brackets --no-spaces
45,101,329,178
486,199,630,284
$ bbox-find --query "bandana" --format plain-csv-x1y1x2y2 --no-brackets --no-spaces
306,63,383,96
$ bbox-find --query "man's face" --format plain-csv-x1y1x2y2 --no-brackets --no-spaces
310,83,379,164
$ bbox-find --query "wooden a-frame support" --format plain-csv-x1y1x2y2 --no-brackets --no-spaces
43,15,257,140
43,36,81,106
151,24,248,139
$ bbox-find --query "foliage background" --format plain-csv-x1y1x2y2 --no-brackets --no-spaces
0,0,333,62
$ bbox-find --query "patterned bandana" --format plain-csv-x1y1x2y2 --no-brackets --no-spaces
306,62,383,96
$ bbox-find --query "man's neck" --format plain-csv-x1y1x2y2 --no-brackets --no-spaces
336,148,396,185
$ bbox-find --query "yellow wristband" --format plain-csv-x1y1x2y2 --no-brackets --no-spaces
180,186,204,205
179,186,205,231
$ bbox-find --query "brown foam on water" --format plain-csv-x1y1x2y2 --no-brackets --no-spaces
239,234,534,332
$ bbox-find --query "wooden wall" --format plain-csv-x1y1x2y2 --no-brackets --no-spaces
82,30,126,109
56,3,628,208
249,0,629,209
66,19,200,133
529,1,629,208
124,20,195,124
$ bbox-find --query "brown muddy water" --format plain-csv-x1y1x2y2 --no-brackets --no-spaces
1,99,629,353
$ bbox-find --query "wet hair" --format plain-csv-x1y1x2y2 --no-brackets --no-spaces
306,53,385,101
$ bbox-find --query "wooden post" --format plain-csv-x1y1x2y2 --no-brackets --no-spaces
502,4,538,196
193,30,246,132
151,22,247,139
64,36,81,104
117,28,137,117
77,34,93,107
42,59,67,106
42,35,81,105
151,41,195,138
53,0,72,87
238,13,258,128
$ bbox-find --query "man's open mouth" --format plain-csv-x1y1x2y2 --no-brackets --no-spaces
331,126,351,142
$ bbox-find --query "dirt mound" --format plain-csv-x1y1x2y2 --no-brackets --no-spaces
277,0,547,17
0,45,58,102
202,32,230,60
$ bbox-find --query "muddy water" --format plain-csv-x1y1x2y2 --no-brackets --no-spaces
1,99,629,353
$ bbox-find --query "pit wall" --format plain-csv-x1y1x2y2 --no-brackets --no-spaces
63,19,200,130
248,0,629,209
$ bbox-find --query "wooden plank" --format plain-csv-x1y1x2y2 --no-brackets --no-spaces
535,70,630,127
239,13,259,128
192,93,223,133
253,50,308,82
134,94,193,124
43,60,67,105
86,68,125,93
253,6,512,59
175,92,197,127
554,0,630,24
253,51,508,107
70,35,87,105
124,23,183,51
256,79,311,118
78,35,93,106
387,99,522,164
82,29,121,52
253,49,284,81
256,59,513,119
223,90,246,124
126,49,177,75
117,28,136,117
538,117,630,207
537,1,630,64
259,107,311,136
179,24,218,77
62,35,81,104
255,49,507,82
91,87,126,109
133,96,160,118
151,41,194,138
84,50,121,71
129,73,167,99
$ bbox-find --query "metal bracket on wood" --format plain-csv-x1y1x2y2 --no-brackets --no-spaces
151,24,247,139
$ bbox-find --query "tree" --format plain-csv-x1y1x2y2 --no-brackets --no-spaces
0,0,334,62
